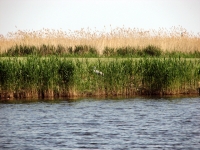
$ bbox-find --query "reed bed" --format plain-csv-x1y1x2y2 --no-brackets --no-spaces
1,26,200,56
0,57,200,99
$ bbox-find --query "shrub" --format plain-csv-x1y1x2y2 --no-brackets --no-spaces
103,47,115,56
142,45,162,56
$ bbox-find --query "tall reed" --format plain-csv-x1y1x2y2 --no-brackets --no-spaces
134,58,200,94
1,26,199,55
0,56,75,98
0,57,200,99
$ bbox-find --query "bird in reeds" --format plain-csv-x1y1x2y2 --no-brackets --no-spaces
93,67,104,76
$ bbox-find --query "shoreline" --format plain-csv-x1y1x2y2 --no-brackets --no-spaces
0,88,199,101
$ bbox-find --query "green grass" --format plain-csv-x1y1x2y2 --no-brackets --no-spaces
0,56,200,99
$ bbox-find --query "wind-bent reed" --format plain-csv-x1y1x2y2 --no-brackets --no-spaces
0,57,200,99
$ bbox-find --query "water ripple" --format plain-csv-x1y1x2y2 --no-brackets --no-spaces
0,97,200,149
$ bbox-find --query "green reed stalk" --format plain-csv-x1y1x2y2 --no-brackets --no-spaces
0,57,200,98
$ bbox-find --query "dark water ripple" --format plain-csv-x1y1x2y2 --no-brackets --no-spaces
0,97,200,149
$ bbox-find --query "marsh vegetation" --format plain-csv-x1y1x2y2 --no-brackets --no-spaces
0,57,200,99
0,26,200,57
0,27,200,99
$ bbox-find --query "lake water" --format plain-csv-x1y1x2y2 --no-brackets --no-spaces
0,97,200,150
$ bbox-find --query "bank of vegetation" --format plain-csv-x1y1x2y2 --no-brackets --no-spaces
0,57,200,99
1,44,200,58
0,26,200,57
0,26,200,99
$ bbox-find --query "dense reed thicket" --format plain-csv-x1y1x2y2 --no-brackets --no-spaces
1,26,200,56
0,57,200,99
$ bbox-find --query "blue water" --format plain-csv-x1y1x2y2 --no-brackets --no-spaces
0,97,200,149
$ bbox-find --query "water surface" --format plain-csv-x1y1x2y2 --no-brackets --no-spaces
0,97,200,149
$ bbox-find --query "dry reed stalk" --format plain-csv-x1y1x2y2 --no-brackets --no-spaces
0,26,199,54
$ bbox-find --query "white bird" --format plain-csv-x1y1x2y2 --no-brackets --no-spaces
93,67,104,76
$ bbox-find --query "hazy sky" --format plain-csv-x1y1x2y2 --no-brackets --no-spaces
0,0,200,36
